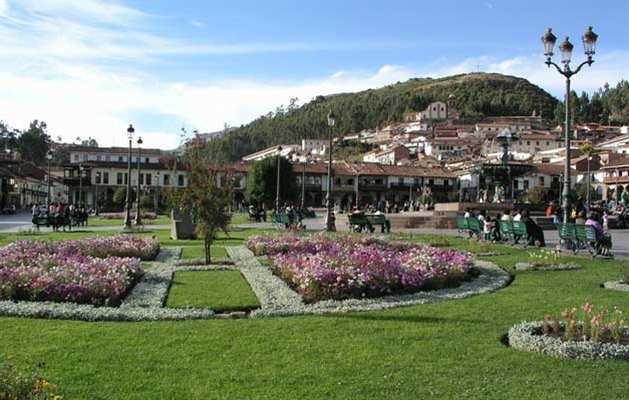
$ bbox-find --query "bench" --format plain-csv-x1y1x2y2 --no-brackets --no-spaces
366,214,391,233
32,215,51,228
456,216,482,239
499,220,528,246
574,224,612,258
556,222,578,253
348,214,374,233
270,213,291,229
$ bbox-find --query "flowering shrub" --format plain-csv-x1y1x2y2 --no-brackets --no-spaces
542,303,626,344
246,234,475,302
0,235,158,306
0,358,62,400
100,212,158,220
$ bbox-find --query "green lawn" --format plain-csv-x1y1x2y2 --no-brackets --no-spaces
87,215,171,227
180,246,228,260
1,230,628,399
166,270,261,312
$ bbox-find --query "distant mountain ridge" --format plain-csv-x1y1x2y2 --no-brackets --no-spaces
205,72,560,163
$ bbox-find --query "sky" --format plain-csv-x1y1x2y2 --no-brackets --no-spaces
1,0,628,150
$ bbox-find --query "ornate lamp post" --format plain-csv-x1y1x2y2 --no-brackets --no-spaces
541,26,598,222
301,158,306,209
123,124,134,230
46,150,53,208
154,172,160,211
275,145,282,213
325,110,336,232
78,165,84,206
135,136,143,225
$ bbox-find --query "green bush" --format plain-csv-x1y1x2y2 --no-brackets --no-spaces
0,359,62,400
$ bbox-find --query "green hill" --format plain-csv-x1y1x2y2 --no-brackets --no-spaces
205,73,559,162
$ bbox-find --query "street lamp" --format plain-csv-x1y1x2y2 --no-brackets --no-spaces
586,155,592,208
275,145,282,213
135,136,143,225
615,169,620,204
78,165,84,207
541,26,598,223
301,158,306,210
154,172,160,211
46,150,53,208
325,110,336,232
124,124,134,230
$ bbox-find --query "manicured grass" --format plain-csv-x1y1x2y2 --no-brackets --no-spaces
87,215,170,227
1,230,628,399
180,246,228,260
166,270,260,312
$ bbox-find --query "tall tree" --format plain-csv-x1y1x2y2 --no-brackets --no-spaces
17,120,50,164
245,155,298,209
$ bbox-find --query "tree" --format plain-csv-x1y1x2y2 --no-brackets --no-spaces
17,120,50,164
245,155,298,209
113,186,136,210
173,134,232,264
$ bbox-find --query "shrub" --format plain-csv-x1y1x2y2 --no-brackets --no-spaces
0,359,62,400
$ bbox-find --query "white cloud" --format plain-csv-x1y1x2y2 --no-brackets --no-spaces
190,20,205,28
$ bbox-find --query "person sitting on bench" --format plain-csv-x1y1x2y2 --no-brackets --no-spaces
585,211,612,255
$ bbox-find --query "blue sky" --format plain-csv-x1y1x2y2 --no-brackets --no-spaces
1,0,628,149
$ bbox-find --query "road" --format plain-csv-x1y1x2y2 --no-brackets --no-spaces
0,212,34,232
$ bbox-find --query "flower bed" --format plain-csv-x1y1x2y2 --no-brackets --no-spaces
509,303,628,362
246,234,475,302
100,212,158,220
0,235,159,306
603,281,629,293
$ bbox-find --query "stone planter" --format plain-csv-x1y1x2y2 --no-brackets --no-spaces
509,321,629,362
514,262,581,272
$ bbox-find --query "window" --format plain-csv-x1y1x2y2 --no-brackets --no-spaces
145,157,150,163
139,173,144,185
106,155,110,161
124,173,128,185
163,174,170,186
95,172,101,184
73,155,79,161
103,172,109,184
536,141,540,145
146,173,152,185
96,155,101,161
539,176,545,186
178,174,185,186
117,172,123,185
347,178,354,185
335,178,341,185
429,179,434,185
83,155,88,161
118,156,123,162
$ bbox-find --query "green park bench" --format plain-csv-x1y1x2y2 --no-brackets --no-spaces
270,213,291,229
498,220,513,243
574,223,611,258
366,214,391,233
456,216,482,239
511,220,528,246
499,220,528,246
348,214,374,233
32,215,51,229
556,222,578,253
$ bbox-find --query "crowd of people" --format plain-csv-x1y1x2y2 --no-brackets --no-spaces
31,202,89,231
